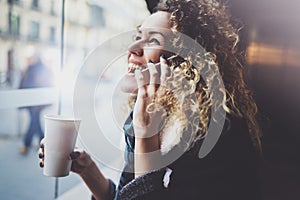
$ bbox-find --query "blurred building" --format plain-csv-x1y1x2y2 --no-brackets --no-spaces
0,0,61,88
0,1,150,199
0,0,149,136
0,0,148,89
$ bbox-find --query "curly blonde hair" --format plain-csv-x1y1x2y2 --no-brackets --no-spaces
130,0,261,152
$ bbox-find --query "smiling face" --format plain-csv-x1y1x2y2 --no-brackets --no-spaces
120,11,171,93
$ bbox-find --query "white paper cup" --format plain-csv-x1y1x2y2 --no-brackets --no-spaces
43,115,81,177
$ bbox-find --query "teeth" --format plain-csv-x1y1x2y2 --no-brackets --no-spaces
128,63,143,73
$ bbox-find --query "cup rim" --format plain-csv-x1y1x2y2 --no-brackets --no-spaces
44,114,81,122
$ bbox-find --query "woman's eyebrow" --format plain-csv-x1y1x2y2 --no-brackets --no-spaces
136,27,165,37
148,31,165,37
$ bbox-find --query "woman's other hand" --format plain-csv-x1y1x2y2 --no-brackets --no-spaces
39,140,111,199
38,139,93,175
69,150,94,175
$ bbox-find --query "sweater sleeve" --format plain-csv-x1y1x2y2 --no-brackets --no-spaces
91,179,116,200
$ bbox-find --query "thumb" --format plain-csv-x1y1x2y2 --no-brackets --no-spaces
69,151,80,160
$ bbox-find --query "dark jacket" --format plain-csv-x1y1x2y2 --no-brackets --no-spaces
98,113,262,200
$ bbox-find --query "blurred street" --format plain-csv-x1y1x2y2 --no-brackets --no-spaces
0,136,81,200
0,135,122,200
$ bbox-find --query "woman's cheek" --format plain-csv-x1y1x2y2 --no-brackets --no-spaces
144,50,162,63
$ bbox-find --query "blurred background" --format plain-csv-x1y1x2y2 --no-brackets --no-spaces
0,0,299,199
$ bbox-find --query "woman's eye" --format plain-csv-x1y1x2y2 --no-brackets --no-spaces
148,38,160,45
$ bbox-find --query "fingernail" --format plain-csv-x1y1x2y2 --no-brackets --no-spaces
40,143,44,148
161,54,166,59
38,153,44,159
70,152,80,160
39,162,44,168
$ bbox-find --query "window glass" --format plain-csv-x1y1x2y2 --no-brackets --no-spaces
49,26,56,43
0,0,149,199
10,13,20,36
29,21,39,40
31,0,39,8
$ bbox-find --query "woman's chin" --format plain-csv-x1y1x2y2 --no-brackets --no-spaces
120,85,138,94
119,74,138,94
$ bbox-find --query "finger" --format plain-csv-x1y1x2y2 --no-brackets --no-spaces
147,62,159,99
69,149,90,162
159,55,170,87
135,69,147,99
157,55,171,97
133,70,147,126
38,151,44,159
69,151,81,160
78,151,93,164
40,138,45,149
70,150,93,174
39,161,44,168
39,138,45,166
39,155,44,168
38,150,44,168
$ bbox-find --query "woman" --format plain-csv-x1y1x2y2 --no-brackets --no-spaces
40,0,262,199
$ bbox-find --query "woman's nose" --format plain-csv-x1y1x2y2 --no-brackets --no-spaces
128,40,144,57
